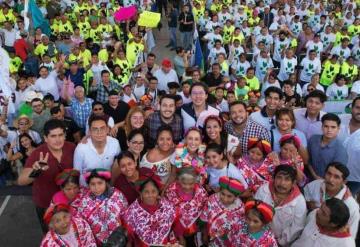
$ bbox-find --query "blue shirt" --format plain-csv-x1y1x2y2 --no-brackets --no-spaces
308,135,348,177
70,97,93,129
271,128,307,153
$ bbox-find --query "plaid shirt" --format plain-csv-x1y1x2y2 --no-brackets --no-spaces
224,118,271,155
146,111,183,146
90,80,121,104
70,97,94,129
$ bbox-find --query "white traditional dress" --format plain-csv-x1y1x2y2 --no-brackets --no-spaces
123,198,179,246
254,182,307,246
77,187,128,245
292,210,356,247
199,192,245,247
304,179,360,237
40,216,96,247
164,182,208,236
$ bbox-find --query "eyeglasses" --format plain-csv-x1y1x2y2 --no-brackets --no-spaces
90,126,107,134
130,141,144,145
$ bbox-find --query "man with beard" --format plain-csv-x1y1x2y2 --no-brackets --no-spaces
224,101,271,156
249,86,283,130
255,165,307,246
292,198,355,247
146,94,183,147
304,162,359,237
338,97,360,194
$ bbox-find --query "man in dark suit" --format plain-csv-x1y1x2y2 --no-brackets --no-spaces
259,6,274,28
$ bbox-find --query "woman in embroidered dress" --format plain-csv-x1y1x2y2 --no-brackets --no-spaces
164,167,208,246
200,176,246,247
236,138,274,194
40,204,96,247
171,127,207,185
112,151,154,204
140,125,175,187
51,169,86,216
227,200,278,247
266,134,306,186
123,176,181,246
77,168,128,245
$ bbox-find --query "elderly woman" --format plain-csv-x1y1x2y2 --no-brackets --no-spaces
123,176,181,246
77,169,128,245
40,204,96,246
164,167,208,246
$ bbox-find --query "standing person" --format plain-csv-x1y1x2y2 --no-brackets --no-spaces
103,90,130,137
30,98,52,137
74,115,121,186
304,162,359,237
178,5,194,51
78,169,128,245
89,70,121,104
294,90,327,140
167,3,178,51
40,204,97,247
292,198,356,247
200,176,246,246
224,101,270,155
181,82,219,132
307,113,348,179
18,119,76,233
146,94,183,146
153,59,179,92
249,87,283,131
255,165,307,246
338,97,360,194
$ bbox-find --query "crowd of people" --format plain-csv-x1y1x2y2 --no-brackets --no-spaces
0,0,360,246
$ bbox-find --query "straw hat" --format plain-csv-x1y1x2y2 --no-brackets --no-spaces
13,114,33,129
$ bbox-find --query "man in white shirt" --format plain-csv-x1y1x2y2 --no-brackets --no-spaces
331,37,351,60
304,162,359,237
0,21,16,52
300,50,322,85
255,165,307,246
292,198,355,247
153,58,179,92
74,115,121,186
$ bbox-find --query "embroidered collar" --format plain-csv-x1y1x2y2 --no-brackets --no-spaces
316,221,351,238
269,182,301,207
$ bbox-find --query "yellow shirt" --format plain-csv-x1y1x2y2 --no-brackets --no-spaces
10,57,22,73
58,21,74,34
114,58,132,76
89,28,101,43
193,7,205,23
223,25,235,44
245,76,260,91
34,43,58,58
126,41,144,66
98,49,109,63
97,24,113,35
78,21,91,39
320,60,340,86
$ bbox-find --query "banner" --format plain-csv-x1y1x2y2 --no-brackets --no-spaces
190,28,204,72
28,0,51,36
138,11,161,28
323,100,352,114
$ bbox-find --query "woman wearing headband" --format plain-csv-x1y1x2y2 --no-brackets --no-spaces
77,168,128,245
40,203,96,246
227,200,277,247
200,176,246,246
164,167,208,246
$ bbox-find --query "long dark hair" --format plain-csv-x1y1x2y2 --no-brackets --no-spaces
18,133,37,155
203,115,227,149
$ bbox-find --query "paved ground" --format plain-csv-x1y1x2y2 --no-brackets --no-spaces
0,18,175,247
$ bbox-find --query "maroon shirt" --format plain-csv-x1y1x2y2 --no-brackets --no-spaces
113,167,153,204
25,142,76,208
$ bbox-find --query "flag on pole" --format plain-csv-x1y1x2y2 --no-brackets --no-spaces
28,0,51,36
191,28,204,72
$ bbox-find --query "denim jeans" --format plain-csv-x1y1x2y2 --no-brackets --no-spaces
180,31,193,51
169,27,177,48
